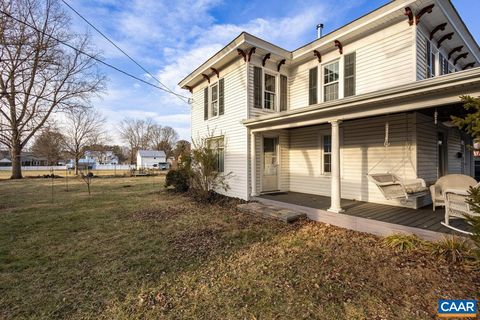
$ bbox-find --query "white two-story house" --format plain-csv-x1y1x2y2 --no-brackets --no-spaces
179,0,480,216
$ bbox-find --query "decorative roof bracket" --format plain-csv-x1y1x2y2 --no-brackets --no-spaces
237,49,247,62
463,62,475,70
429,23,447,40
404,7,414,26
448,46,463,60
277,59,286,72
210,67,219,78
184,85,193,93
313,50,322,63
202,73,210,84
247,47,256,62
415,4,434,25
454,52,469,65
437,32,454,48
262,53,271,66
334,40,343,54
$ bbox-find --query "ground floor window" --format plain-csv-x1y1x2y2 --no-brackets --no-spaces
208,137,224,172
322,135,332,174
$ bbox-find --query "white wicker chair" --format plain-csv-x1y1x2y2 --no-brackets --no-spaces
442,184,480,235
429,174,477,211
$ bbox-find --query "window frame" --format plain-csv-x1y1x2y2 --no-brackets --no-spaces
322,59,340,102
321,134,332,175
207,136,225,173
426,39,437,78
263,71,277,111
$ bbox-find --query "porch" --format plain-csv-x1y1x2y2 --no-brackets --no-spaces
257,191,471,240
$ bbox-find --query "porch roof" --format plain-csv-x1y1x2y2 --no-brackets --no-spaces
243,67,480,132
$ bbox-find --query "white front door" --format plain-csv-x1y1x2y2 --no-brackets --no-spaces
262,137,279,192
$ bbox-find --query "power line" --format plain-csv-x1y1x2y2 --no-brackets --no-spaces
0,9,190,104
60,0,189,103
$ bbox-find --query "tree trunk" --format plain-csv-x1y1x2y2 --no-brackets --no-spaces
10,142,23,179
75,155,79,175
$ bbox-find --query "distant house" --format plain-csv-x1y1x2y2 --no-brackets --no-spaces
0,150,48,166
136,150,166,169
0,158,12,167
84,150,119,165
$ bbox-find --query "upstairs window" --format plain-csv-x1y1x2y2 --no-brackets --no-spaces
211,83,218,117
440,54,449,75
264,73,276,110
426,40,436,78
324,61,339,102
309,67,318,105
344,52,356,97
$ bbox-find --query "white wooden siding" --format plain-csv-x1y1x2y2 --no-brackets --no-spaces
355,22,414,94
288,20,415,110
191,61,249,200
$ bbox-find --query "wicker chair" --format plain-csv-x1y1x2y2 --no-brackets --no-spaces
442,184,480,235
429,174,477,211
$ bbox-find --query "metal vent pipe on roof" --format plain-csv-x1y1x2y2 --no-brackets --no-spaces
316,23,324,39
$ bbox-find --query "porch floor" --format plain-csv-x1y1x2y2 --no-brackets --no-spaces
259,192,471,235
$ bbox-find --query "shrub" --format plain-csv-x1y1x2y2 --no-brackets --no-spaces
383,233,424,252
188,133,232,201
465,186,480,262
165,169,190,192
428,236,472,263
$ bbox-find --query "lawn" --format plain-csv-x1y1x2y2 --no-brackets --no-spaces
0,176,478,319
0,169,134,180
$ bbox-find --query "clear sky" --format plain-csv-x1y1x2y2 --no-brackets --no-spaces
67,0,480,143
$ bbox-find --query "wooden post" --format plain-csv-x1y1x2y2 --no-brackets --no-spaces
328,120,344,213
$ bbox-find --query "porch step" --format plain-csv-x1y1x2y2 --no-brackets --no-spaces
237,202,306,223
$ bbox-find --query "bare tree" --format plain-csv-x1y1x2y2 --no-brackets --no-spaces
150,125,179,159
62,107,105,175
0,0,105,179
31,125,65,165
118,118,154,164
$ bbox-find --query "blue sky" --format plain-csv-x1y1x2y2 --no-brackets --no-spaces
67,0,480,143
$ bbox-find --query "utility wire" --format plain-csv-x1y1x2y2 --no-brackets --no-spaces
0,9,190,104
60,0,189,103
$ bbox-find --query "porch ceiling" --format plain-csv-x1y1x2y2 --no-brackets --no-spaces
243,68,480,132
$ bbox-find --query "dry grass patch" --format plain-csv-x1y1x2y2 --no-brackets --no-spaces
0,177,478,320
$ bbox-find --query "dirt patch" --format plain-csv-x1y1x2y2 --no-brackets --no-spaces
167,227,224,259
131,205,190,221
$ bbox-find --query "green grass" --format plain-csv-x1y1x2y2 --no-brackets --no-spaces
0,177,479,319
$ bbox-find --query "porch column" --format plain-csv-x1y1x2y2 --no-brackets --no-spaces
328,120,344,213
250,131,257,197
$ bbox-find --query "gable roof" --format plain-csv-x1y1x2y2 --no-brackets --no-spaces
137,150,166,158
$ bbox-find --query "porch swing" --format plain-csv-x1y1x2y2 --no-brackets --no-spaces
367,116,429,200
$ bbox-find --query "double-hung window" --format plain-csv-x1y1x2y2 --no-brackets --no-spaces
208,137,224,172
264,73,276,110
211,83,219,117
324,61,339,102
322,135,332,174
426,40,436,78
440,54,450,75
309,67,318,105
